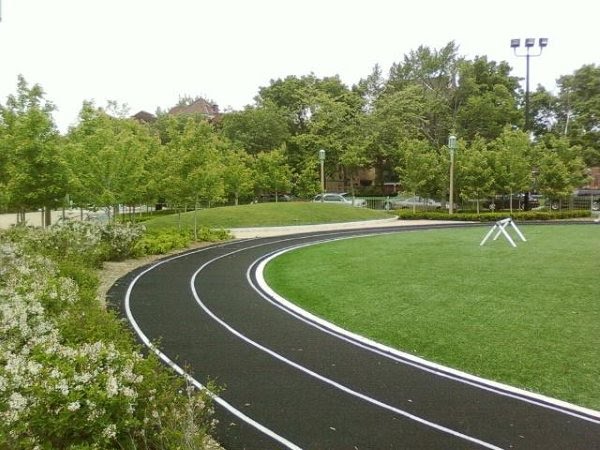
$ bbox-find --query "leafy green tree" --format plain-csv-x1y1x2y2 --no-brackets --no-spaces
219,104,290,154
387,42,461,147
255,74,363,173
354,64,386,114
528,86,560,137
533,135,589,202
222,149,254,205
253,148,293,199
365,85,428,187
455,137,494,213
293,87,366,192
555,64,600,165
65,102,155,219
455,56,522,140
488,128,532,212
294,158,321,199
396,139,445,210
0,75,68,225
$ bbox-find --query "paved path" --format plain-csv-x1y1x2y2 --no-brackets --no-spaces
109,223,600,449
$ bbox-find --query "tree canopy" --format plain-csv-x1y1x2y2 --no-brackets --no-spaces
1,43,598,216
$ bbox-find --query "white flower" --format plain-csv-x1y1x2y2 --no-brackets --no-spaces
106,375,118,397
56,379,69,396
121,386,137,398
67,401,81,412
8,392,27,411
102,423,117,440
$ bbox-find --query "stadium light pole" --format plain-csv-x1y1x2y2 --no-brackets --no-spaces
448,135,457,215
510,38,548,131
318,149,326,201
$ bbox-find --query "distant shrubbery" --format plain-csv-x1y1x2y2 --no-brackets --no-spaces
0,221,229,448
396,209,592,221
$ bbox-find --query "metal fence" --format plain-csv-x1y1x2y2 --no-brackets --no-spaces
359,194,600,213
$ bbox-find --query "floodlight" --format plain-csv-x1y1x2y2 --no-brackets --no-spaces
510,39,520,48
539,38,548,48
525,38,535,47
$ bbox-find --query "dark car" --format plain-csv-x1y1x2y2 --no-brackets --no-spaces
256,193,294,203
548,189,600,211
484,194,540,211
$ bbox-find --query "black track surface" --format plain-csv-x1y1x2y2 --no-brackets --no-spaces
108,224,600,449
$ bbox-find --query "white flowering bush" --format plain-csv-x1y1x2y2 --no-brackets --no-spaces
0,229,215,448
98,222,146,261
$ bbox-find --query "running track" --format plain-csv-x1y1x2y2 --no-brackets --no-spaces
108,224,600,449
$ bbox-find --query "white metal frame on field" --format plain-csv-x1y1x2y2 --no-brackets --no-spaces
480,218,527,248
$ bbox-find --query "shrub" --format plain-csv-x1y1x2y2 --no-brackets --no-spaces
99,222,146,261
396,209,591,222
133,229,192,256
0,229,216,449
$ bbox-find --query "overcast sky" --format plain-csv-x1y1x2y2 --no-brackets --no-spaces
0,0,598,132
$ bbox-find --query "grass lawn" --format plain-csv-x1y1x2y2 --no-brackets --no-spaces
144,202,393,231
264,224,600,411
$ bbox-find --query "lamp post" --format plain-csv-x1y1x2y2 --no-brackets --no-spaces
318,149,326,201
448,135,457,215
510,38,548,131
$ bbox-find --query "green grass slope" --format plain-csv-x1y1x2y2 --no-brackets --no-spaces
144,202,394,231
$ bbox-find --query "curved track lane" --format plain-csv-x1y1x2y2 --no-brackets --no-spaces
109,224,600,449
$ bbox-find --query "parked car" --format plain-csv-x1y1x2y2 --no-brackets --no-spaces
483,194,540,211
312,193,367,207
256,193,294,203
548,189,600,211
383,195,441,210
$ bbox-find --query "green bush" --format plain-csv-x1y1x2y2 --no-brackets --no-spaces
133,229,192,256
0,227,216,449
396,209,591,221
195,227,231,242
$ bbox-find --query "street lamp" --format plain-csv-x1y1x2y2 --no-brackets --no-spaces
318,149,326,201
448,135,457,215
510,37,548,131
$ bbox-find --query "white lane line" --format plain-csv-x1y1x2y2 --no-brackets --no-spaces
124,242,303,450
191,250,503,450
249,236,600,425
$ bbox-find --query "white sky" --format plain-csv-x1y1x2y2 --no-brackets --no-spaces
0,0,598,133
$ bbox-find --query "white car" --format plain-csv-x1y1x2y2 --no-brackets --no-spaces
383,195,441,210
312,193,367,207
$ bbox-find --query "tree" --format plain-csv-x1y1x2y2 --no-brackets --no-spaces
455,137,494,213
253,148,293,199
488,128,532,212
222,149,254,205
65,102,155,219
255,74,363,174
387,42,462,147
366,85,428,188
533,135,589,203
219,104,290,154
354,64,385,114
455,56,522,140
293,159,321,199
555,64,600,165
396,140,445,211
0,75,68,226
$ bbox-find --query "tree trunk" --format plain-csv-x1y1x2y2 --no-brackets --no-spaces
44,207,51,228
